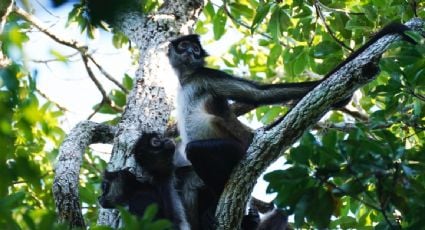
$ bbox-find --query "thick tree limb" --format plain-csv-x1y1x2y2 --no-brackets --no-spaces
215,18,425,229
52,121,116,228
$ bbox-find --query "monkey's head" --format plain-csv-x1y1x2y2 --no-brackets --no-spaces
168,34,208,72
133,133,176,178
98,170,136,209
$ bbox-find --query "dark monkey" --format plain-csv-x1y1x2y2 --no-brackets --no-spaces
167,23,415,229
168,23,414,193
98,133,189,230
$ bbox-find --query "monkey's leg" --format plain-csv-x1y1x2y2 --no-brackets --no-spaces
186,139,245,195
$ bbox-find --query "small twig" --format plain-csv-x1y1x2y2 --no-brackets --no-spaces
36,88,69,111
322,179,381,211
30,52,80,63
35,0,59,18
410,0,418,18
403,88,425,102
338,107,369,121
220,1,288,47
314,0,353,52
314,120,395,132
87,99,105,120
15,5,125,115
81,54,109,99
13,6,86,51
81,54,123,117
316,0,364,15
87,56,129,94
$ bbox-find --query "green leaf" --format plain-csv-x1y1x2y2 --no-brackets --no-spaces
336,180,364,196
278,9,291,32
311,41,341,59
122,74,133,90
110,90,127,107
0,192,25,210
213,7,227,40
267,7,281,41
142,204,159,222
251,3,271,33
267,44,282,67
203,1,215,22
112,31,129,49
229,3,253,19
49,50,68,63
95,103,117,114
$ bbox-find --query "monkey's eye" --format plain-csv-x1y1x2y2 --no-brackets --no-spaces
150,137,162,148
192,44,201,55
178,41,190,50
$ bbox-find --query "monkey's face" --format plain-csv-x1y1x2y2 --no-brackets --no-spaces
168,34,207,71
134,133,175,176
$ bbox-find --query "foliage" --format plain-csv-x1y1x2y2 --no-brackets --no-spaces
1,0,424,229
196,0,425,228
0,15,66,228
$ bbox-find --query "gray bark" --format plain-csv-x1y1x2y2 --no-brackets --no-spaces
215,18,425,229
52,121,116,228
52,0,203,227
96,0,203,226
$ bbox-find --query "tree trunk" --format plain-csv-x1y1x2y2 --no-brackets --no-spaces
53,0,203,228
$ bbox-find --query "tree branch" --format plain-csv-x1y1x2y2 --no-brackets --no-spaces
313,0,354,52
13,6,86,51
96,0,205,226
35,88,69,112
81,54,123,115
215,18,425,229
52,121,116,228
221,0,289,47
14,6,126,115
87,55,129,94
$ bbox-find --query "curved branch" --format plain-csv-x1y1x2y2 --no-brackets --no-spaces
221,1,288,47
52,121,116,228
215,18,425,229
87,56,129,94
14,6,126,114
35,88,69,112
13,6,86,51
314,0,353,52
81,54,123,115
315,0,365,15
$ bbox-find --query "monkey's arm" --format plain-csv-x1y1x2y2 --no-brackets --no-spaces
202,23,415,106
201,68,319,105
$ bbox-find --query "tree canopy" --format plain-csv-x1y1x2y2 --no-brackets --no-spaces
1,0,424,229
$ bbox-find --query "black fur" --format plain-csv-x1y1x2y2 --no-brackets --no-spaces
98,133,189,229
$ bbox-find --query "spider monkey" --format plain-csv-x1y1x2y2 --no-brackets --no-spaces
167,23,415,229
168,23,415,193
98,133,189,230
